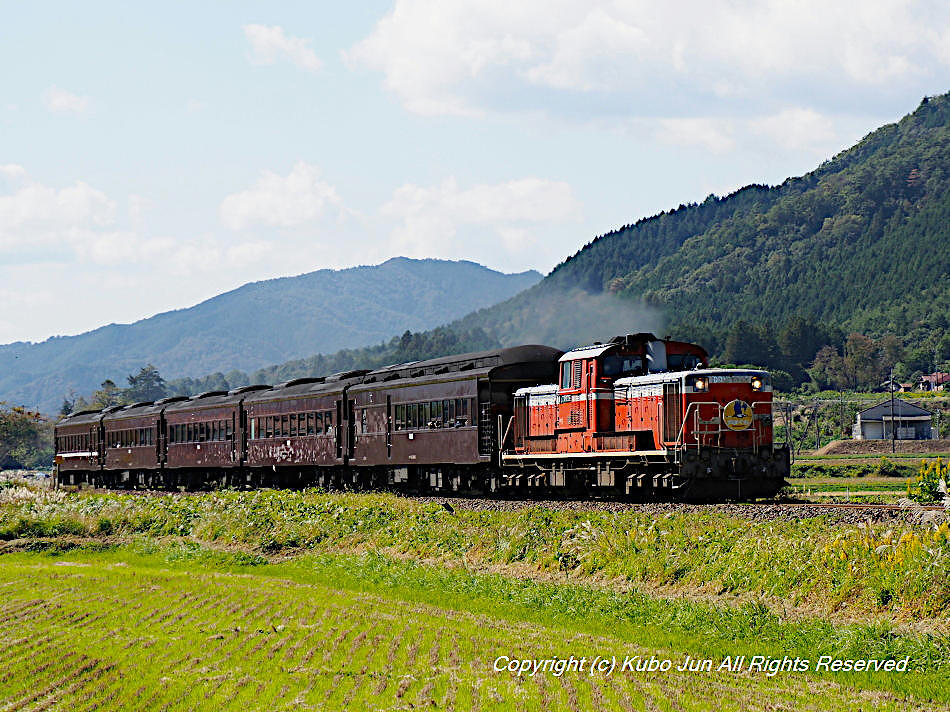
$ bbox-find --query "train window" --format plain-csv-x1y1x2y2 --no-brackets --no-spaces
290,414,297,437
360,408,366,434
325,410,333,432
560,362,571,389
430,401,442,427
601,355,643,378
443,400,452,425
305,413,313,436
395,404,405,431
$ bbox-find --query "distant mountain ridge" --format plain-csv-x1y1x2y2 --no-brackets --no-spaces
0,258,541,413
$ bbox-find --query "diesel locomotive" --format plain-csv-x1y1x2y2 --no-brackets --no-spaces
54,333,789,500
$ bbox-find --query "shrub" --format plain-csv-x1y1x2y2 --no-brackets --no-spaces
906,457,949,503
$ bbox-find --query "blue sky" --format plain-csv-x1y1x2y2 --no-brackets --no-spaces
1,0,948,344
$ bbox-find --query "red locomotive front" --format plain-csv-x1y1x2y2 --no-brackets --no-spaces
507,333,788,499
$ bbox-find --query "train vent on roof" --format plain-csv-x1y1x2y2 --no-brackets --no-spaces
433,366,449,374
275,377,325,389
192,390,228,399
103,405,126,413
155,396,189,405
71,408,102,417
410,369,425,378
326,369,370,382
383,373,401,381
228,384,271,395
124,401,154,409
459,362,475,371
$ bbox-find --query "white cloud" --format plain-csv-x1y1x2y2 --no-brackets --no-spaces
350,0,950,118
0,180,115,247
749,108,836,152
43,86,91,114
381,176,581,259
219,161,343,231
0,164,26,179
655,118,736,154
244,24,323,72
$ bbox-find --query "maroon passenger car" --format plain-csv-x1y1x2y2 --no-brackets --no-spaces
100,401,165,487
348,346,562,491
243,373,366,487
164,390,244,487
54,408,105,485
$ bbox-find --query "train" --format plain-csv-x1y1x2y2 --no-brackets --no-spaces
54,332,790,500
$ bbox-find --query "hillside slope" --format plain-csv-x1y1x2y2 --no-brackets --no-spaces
456,93,950,355
1,258,540,413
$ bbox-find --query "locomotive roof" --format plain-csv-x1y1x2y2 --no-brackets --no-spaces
558,333,659,362
362,345,562,383
614,368,769,387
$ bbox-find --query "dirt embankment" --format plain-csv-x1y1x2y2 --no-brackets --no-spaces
815,439,950,455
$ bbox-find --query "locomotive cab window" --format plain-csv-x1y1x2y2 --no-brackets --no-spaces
601,355,643,378
560,362,571,389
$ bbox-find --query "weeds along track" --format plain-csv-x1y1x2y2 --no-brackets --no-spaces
399,496,946,525
71,486,946,525
0,554,934,712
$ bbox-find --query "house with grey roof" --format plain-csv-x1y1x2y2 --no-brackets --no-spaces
852,399,935,440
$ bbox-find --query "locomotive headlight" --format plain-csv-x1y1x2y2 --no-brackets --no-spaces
692,377,707,392
751,376,763,391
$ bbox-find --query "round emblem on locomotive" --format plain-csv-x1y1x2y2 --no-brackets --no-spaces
723,399,753,431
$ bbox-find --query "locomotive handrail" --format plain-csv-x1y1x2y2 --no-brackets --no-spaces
674,400,775,457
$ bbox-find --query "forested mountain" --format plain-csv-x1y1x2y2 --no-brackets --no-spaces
451,92,950,383
1,259,540,413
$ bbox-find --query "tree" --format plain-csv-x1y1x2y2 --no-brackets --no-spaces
809,345,846,390
0,403,46,468
126,365,167,403
90,380,122,409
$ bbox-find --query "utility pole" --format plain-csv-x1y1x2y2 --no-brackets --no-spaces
890,367,896,454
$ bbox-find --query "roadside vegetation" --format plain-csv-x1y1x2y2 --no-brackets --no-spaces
2,482,949,622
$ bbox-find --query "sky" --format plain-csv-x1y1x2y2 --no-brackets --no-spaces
1,0,948,345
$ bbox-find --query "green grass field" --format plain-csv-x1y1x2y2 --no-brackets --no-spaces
1,485,949,710
0,546,944,712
